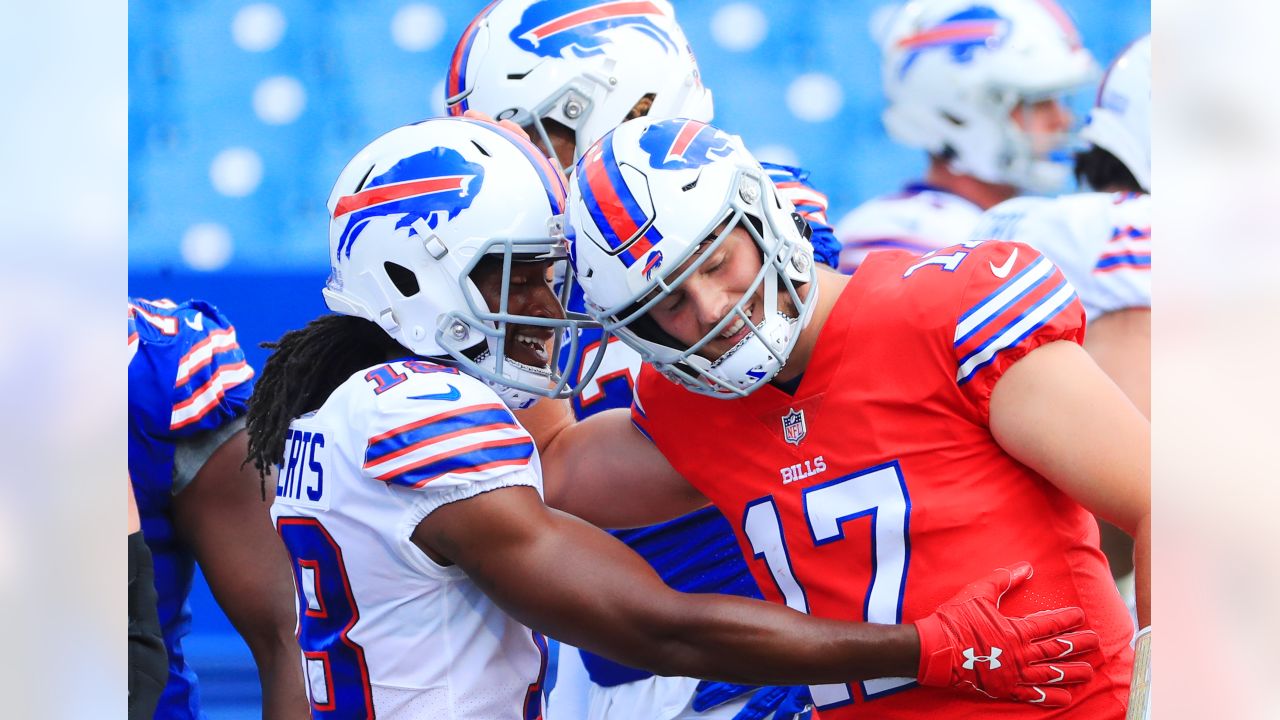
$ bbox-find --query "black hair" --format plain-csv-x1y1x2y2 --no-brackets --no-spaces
245,315,410,479
1074,145,1143,193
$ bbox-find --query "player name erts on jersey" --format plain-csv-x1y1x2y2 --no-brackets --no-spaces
270,359,548,719
631,241,1134,718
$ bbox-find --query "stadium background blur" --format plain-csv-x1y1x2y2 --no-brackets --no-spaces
128,1,1149,716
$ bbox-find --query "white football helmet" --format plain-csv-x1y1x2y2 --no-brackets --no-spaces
444,0,712,169
324,117,602,409
565,117,817,398
879,0,1098,192
1080,35,1151,191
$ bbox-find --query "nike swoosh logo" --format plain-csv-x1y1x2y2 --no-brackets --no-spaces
184,313,204,331
989,247,1018,278
408,384,461,402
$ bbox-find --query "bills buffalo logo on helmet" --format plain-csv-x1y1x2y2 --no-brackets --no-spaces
333,146,484,260
896,6,1010,78
642,250,664,280
510,0,677,59
639,119,734,170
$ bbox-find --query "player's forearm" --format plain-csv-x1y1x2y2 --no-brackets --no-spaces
644,594,919,685
219,578,309,717
238,623,309,719
457,502,920,686
257,650,311,720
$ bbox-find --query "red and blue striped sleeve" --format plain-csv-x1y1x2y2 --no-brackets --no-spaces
762,162,840,270
129,298,255,439
362,400,534,490
165,302,255,436
951,243,1085,420
1089,194,1151,315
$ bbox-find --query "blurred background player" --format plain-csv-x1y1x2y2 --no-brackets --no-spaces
833,0,1097,272
443,2,833,716
128,297,308,719
968,34,1151,599
244,115,1097,719
545,115,1148,718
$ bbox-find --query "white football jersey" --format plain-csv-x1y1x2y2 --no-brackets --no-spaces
971,192,1151,321
270,359,547,720
833,183,983,273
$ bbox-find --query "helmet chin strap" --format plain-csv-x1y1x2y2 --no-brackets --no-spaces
701,260,814,394
706,311,799,392
471,345,554,411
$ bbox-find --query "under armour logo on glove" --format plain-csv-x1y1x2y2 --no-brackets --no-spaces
914,562,1101,707
961,647,1003,670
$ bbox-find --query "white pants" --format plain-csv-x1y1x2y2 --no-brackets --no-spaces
546,645,752,720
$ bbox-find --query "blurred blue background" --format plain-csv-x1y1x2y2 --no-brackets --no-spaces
128,1,1148,716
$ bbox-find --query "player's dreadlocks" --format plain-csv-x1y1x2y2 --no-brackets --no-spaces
1074,145,1142,193
245,314,410,481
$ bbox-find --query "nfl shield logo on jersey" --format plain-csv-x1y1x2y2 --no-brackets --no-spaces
782,408,806,445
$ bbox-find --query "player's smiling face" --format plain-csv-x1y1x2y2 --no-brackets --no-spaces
469,257,562,368
647,224,795,361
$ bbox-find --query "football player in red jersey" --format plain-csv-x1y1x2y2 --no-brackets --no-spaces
540,116,1149,718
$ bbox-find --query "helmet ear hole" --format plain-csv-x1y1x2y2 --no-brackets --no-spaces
791,212,812,241
383,262,421,297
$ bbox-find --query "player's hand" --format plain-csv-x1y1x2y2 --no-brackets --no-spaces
461,108,529,139
914,562,1099,707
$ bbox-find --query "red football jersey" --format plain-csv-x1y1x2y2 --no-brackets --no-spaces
632,241,1133,718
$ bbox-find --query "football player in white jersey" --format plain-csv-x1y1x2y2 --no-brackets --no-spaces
244,116,1097,720
968,36,1151,616
834,0,1097,272
443,3,836,717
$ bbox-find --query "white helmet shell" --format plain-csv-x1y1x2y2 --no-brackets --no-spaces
879,0,1098,192
324,117,595,409
1080,35,1151,191
566,117,817,398
445,0,713,166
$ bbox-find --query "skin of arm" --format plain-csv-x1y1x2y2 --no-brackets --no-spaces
172,430,310,720
1085,308,1150,580
128,475,142,534
1084,308,1150,419
538,407,711,529
988,340,1151,628
412,484,919,684
513,396,576,454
